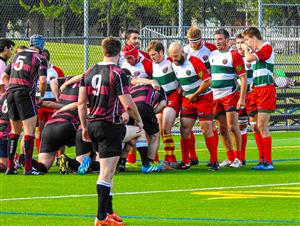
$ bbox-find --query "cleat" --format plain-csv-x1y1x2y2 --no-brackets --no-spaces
242,160,246,166
5,168,18,175
208,162,220,172
107,212,123,222
206,161,213,167
24,168,44,175
261,162,274,170
229,158,242,168
94,217,110,226
252,162,264,170
78,156,92,175
110,219,126,225
141,163,162,174
190,158,199,166
176,162,191,170
59,154,69,174
116,163,127,173
219,159,232,167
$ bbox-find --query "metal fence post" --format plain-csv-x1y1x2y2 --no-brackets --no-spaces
178,0,183,40
258,0,263,34
84,0,89,72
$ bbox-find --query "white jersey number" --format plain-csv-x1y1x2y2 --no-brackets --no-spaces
1,99,8,114
91,74,102,96
13,55,26,71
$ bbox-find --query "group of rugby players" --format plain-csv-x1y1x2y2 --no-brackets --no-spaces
0,26,276,176
0,26,276,225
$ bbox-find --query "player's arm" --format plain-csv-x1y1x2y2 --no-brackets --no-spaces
1,72,9,85
60,75,82,92
50,78,60,101
238,74,247,109
2,63,11,85
154,100,167,114
39,75,47,98
187,57,211,102
130,77,160,90
232,51,247,109
78,85,90,142
53,102,78,116
38,58,48,98
194,78,211,96
41,101,63,109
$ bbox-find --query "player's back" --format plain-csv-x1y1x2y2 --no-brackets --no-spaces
8,49,47,92
83,63,128,124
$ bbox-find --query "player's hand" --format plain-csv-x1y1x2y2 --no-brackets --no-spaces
237,98,246,110
35,97,43,108
151,80,161,90
186,93,197,102
135,121,144,133
177,87,183,95
241,43,248,51
82,128,91,142
121,112,129,124
60,84,67,93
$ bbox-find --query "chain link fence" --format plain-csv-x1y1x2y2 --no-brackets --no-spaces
0,0,299,131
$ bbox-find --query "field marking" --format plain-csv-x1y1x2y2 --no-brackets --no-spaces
192,190,300,200
0,182,299,202
0,211,299,225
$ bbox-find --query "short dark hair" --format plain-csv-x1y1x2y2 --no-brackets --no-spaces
235,33,244,40
101,37,121,57
0,38,15,52
41,48,50,61
243,27,262,40
214,28,230,39
125,29,139,41
146,40,164,54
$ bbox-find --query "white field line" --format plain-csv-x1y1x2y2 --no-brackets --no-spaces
0,182,299,202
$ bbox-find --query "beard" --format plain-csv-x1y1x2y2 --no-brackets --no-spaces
174,55,185,66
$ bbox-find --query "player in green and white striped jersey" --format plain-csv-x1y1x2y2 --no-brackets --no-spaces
209,29,247,169
147,41,181,168
242,27,276,170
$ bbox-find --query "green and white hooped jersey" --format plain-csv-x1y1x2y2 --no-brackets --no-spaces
252,42,275,87
209,49,245,100
152,58,179,96
172,55,211,97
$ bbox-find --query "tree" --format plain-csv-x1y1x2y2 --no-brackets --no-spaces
0,0,29,36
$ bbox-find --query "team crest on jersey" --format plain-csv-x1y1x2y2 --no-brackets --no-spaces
246,63,251,69
222,59,228,65
186,70,191,76
202,55,209,62
198,71,204,78
134,71,141,77
162,67,168,74
236,65,243,72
